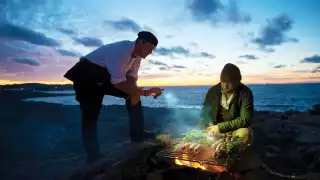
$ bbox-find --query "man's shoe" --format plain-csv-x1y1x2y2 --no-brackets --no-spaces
130,130,157,143
86,154,103,164
144,130,157,140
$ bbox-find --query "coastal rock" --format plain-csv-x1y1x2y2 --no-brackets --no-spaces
2,89,320,180
265,145,281,154
248,109,320,178
311,104,320,115
281,110,300,120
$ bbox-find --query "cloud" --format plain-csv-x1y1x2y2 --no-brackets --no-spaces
56,49,80,57
143,25,156,34
199,52,215,58
186,0,251,25
238,54,259,60
274,64,286,68
172,65,186,68
159,65,186,71
148,60,168,66
56,28,76,35
251,14,298,52
139,73,173,79
312,66,320,73
0,38,79,79
190,42,198,47
236,60,247,64
154,46,190,57
11,57,41,66
0,22,60,47
0,40,42,57
159,66,170,71
73,37,103,47
186,0,223,22
154,46,215,59
105,18,142,33
148,59,186,71
300,55,320,63
225,0,252,24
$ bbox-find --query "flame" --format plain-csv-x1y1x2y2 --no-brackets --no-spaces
174,158,225,172
175,158,183,165
174,158,206,170
174,156,226,173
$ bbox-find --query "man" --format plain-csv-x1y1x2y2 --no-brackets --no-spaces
199,63,254,145
63,31,163,163
199,65,266,180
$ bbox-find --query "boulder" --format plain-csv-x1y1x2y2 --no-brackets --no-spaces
311,104,320,115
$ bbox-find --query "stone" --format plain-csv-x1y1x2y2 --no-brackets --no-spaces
228,147,264,172
311,104,320,115
265,145,281,153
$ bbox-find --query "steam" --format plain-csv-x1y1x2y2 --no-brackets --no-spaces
163,91,201,137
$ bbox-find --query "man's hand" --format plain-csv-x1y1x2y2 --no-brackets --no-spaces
207,125,220,135
146,87,163,97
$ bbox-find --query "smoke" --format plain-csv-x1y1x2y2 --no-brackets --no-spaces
163,92,179,105
163,91,201,137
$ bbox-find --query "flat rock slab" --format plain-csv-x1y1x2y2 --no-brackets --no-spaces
68,140,163,180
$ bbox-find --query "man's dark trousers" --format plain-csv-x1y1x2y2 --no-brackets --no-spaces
74,82,145,162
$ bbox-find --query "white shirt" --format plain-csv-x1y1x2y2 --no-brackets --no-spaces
221,92,234,110
84,40,142,84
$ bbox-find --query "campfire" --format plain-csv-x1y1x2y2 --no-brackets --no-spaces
156,129,248,174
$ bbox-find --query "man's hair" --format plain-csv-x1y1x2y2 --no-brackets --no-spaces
220,63,242,83
136,31,158,46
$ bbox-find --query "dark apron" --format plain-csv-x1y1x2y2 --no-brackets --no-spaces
64,57,111,85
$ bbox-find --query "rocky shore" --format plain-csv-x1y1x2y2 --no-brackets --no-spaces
0,90,319,180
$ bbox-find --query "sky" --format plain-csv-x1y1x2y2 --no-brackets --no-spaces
0,0,319,86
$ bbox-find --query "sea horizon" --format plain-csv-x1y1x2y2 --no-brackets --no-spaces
1,81,320,88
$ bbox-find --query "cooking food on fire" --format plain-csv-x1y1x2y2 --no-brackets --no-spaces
156,129,247,161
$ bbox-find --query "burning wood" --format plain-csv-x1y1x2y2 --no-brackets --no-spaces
156,129,249,173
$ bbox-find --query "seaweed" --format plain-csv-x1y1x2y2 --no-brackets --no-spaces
226,136,242,155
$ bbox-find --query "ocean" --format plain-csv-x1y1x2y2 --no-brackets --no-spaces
25,83,320,112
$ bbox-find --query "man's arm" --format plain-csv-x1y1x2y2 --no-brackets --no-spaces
126,74,138,87
199,86,215,130
114,80,145,97
126,59,140,85
111,68,143,97
217,89,254,133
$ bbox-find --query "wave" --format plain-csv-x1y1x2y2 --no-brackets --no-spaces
37,90,75,94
